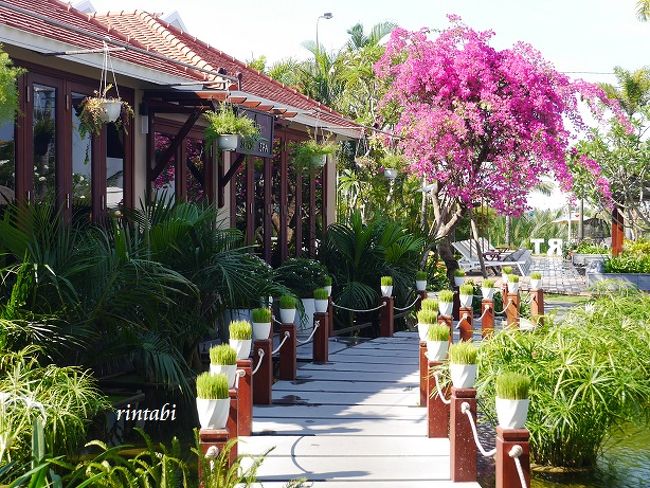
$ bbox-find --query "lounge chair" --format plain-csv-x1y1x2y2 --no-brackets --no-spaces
452,238,533,276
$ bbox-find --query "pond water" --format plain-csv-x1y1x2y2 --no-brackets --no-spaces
532,425,650,488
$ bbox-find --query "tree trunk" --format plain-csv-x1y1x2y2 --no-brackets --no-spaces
505,215,511,246
468,208,487,277
437,237,458,287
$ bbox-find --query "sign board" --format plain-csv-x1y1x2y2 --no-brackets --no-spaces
236,108,274,158
530,238,563,256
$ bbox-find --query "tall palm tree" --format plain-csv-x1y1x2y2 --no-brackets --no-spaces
637,0,650,20
345,22,397,51
600,67,650,118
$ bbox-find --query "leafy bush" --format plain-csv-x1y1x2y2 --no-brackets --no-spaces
209,345,237,365
229,321,252,340
448,342,478,364
279,295,297,309
478,285,650,468
196,372,229,399
604,253,650,273
416,310,438,325
416,270,427,280
625,238,650,255
495,372,530,400
251,308,272,323
420,298,438,311
313,288,329,300
459,284,474,295
530,271,542,280
273,258,329,298
438,290,454,303
574,241,610,254
427,324,450,341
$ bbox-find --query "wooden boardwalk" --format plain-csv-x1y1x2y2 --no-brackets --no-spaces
239,331,481,487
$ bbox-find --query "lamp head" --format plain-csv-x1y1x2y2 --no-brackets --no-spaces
322,12,333,19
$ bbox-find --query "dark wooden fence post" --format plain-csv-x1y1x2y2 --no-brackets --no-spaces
419,341,427,407
313,311,329,363
379,296,394,337
253,340,272,405
481,299,494,338
450,387,477,482
459,307,473,341
531,288,544,322
506,292,520,328
496,427,531,488
427,361,449,438
327,296,334,336
227,388,238,463
438,315,453,344
279,323,296,380
236,360,252,436
198,429,230,482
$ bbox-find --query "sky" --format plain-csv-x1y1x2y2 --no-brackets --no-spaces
88,0,649,210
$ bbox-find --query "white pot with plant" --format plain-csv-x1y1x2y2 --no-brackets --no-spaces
453,269,466,287
438,290,454,317
293,139,337,172
508,275,520,294
322,276,333,296
79,84,134,139
495,372,531,429
502,266,513,284
228,320,252,360
196,372,230,430
448,342,478,389
279,295,297,324
251,308,272,341
380,276,393,297
529,272,542,290
416,305,438,342
209,344,238,388
459,283,474,308
415,270,428,292
314,288,329,313
426,324,450,361
204,105,260,151
481,279,495,300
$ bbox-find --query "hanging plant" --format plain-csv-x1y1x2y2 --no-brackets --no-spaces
292,139,338,172
0,46,25,124
204,105,260,151
78,84,134,138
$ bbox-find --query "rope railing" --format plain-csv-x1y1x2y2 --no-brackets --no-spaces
460,401,497,458
271,331,291,355
272,316,283,325
433,371,451,406
234,369,246,389
332,302,387,313
251,348,265,376
495,299,514,315
477,304,492,321
509,445,528,488
394,296,421,312
297,322,320,345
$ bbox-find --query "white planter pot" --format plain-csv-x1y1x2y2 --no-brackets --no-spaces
311,155,327,168
439,301,453,317
209,364,237,388
314,299,328,313
509,282,520,294
229,339,252,360
196,398,229,430
530,279,541,290
449,363,477,389
459,294,473,308
417,322,431,342
496,398,530,429
324,285,332,296
252,322,271,341
426,340,449,361
416,280,427,291
279,308,296,324
383,168,398,180
381,285,393,297
217,134,240,151
454,276,465,287
481,288,494,300
502,273,510,283
99,99,123,123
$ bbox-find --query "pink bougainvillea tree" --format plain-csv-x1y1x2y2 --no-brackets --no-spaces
375,16,629,271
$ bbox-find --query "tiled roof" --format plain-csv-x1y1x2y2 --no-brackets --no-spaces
93,10,362,131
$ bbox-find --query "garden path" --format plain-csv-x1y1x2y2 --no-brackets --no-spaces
239,331,480,487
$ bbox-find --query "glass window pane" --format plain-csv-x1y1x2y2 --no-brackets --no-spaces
71,92,92,214
33,84,56,202
0,120,15,212
107,124,124,209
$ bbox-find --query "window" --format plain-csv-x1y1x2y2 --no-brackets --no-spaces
71,92,92,214
106,124,125,209
32,84,56,202
0,120,15,211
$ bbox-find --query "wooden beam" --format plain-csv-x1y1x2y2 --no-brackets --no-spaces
151,110,202,181
242,100,262,108
221,153,246,188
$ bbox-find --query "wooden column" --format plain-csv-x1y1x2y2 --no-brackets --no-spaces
198,429,230,481
611,206,624,257
427,360,449,438
313,311,329,364
481,299,494,338
279,323,297,381
438,315,453,344
450,387,477,482
236,359,252,436
531,289,544,323
496,427,530,488
379,296,394,337
417,290,428,311
458,307,473,342
419,342,427,407
253,339,272,405
327,296,334,336
227,388,238,462
506,292,520,328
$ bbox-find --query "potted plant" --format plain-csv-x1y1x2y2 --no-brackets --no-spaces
495,372,531,429
508,275,520,293
448,342,478,389
502,266,513,283
481,279,495,300
459,283,474,308
204,105,260,151
416,271,428,291
380,276,393,297
229,320,252,360
195,372,230,430
279,295,297,324
453,269,466,287
529,272,542,290
293,139,337,170
78,84,134,138
209,344,238,388
421,298,438,311
314,288,329,313
322,276,333,296
251,308,272,341
416,308,438,342
438,290,454,317
426,324,450,361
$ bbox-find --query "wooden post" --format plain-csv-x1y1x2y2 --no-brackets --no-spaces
452,287,460,321
531,288,544,323
506,292,520,328
253,339,272,405
496,427,530,488
313,311,329,364
327,296,334,336
458,307,473,342
236,359,252,436
198,429,230,482
501,281,509,303
379,296,394,337
419,341,427,407
481,299,494,338
427,360,449,438
611,206,624,257
227,388,238,462
417,290,428,310
450,387,477,482
438,315,453,344
279,323,296,381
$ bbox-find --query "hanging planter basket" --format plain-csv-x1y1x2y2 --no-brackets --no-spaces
99,99,124,123
205,106,259,152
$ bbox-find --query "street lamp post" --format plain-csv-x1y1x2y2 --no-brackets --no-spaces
316,12,333,54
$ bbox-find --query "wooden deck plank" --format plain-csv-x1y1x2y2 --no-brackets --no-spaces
271,390,418,406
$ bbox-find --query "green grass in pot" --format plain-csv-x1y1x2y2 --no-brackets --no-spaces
427,324,450,342
509,275,520,283
448,342,478,364
530,272,542,280
314,288,329,300
251,308,272,323
417,309,438,325
279,295,297,309
322,276,333,286
209,344,237,365
229,320,252,340
453,269,465,277
381,276,393,286
495,372,530,400
416,270,428,281
502,266,513,274
459,284,474,296
482,279,495,288
438,290,454,303
421,298,438,311
196,372,229,399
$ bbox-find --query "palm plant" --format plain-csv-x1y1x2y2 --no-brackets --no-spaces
637,0,650,20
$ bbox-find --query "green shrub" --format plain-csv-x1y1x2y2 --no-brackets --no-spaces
482,279,495,288
322,275,333,286
204,106,259,141
509,274,520,283
495,372,530,400
448,342,478,364
229,320,252,340
421,298,438,311
604,253,650,273
530,272,542,279
502,266,513,274
427,324,450,341
574,241,610,254
416,270,428,280
274,258,329,297
380,276,393,286
417,309,438,325
279,295,297,309
314,288,329,300
251,308,272,323
459,284,474,295
453,269,465,277
438,290,454,303
196,372,229,399
209,344,237,365
625,239,650,255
